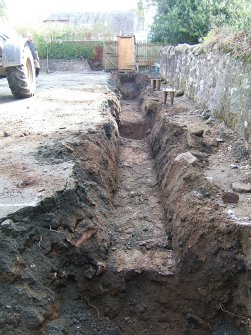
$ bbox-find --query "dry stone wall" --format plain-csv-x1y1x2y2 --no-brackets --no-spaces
40,58,91,72
160,44,251,140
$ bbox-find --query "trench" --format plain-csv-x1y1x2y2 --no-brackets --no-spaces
0,73,247,335
72,74,245,335
80,80,185,335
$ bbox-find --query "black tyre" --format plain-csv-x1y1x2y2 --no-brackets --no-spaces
6,45,36,98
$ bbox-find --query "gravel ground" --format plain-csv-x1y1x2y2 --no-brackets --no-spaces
0,71,113,219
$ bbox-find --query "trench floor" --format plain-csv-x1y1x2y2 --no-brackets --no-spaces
84,99,189,335
107,100,175,276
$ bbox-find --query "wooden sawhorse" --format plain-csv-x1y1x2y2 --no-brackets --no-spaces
162,88,176,106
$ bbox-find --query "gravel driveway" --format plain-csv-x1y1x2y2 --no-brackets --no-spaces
0,71,112,219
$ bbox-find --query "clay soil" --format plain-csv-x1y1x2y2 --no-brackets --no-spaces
0,71,251,335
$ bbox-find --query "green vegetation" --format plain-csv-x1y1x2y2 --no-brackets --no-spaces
17,24,105,60
149,0,211,45
201,0,251,62
202,28,251,63
145,0,251,49
136,0,145,19
43,41,101,60
0,0,6,18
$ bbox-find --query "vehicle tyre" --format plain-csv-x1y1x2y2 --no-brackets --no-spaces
6,44,36,98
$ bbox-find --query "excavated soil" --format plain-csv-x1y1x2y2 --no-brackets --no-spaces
0,71,251,335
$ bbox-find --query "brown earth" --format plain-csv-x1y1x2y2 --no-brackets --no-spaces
0,71,251,335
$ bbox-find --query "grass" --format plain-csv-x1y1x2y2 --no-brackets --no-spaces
202,27,251,63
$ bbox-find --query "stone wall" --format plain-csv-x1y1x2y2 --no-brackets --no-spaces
160,44,251,140
40,58,91,73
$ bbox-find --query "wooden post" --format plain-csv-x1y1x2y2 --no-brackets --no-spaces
151,78,161,91
151,78,156,90
170,91,175,106
163,91,167,104
162,88,176,106
156,79,161,90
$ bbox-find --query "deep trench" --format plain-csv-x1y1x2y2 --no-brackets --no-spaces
74,74,244,335
85,78,184,335
0,73,246,335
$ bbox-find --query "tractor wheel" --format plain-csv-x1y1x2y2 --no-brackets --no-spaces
6,45,36,98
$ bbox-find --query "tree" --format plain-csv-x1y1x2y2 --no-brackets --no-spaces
150,0,210,44
147,0,250,45
147,0,201,44
136,0,145,19
0,0,6,18
209,0,251,30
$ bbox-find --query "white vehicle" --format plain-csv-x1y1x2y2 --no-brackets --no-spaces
0,33,36,97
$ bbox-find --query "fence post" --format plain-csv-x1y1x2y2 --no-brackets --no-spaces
46,43,50,73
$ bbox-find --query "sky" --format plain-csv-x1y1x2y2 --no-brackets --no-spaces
4,0,141,25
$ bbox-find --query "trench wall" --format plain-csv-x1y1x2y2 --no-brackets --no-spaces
160,44,251,140
149,114,249,327
0,98,121,334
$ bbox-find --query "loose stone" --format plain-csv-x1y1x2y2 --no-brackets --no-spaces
231,182,251,193
222,192,239,204
174,151,198,164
